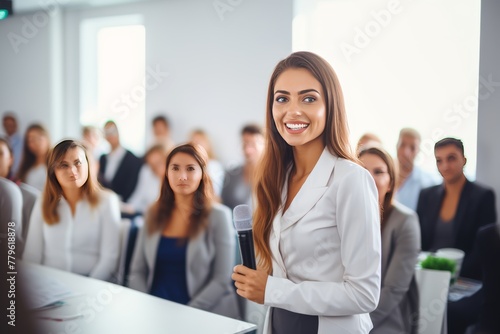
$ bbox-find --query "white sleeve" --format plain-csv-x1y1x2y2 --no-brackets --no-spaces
22,198,44,263
264,169,382,316
89,192,122,281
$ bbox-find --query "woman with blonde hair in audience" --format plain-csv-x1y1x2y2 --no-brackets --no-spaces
24,139,121,281
359,146,420,334
128,143,238,318
16,123,51,191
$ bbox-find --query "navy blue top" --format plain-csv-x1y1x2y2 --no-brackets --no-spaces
149,236,190,305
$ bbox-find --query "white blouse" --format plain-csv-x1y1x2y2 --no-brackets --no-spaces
25,164,47,191
126,165,161,213
24,190,121,281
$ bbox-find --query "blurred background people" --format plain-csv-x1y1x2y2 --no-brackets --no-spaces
81,125,108,176
2,112,23,176
221,124,264,211
356,132,382,155
417,137,497,278
0,138,39,255
128,144,239,319
359,146,420,334
189,128,224,199
98,120,142,203
151,114,175,152
122,144,168,216
395,128,438,211
24,140,121,281
417,138,497,334
0,137,14,180
16,123,51,191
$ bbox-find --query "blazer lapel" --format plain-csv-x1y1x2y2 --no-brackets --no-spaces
280,148,336,232
453,179,472,241
145,231,161,273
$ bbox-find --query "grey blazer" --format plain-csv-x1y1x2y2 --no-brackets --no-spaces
370,202,421,334
128,202,239,319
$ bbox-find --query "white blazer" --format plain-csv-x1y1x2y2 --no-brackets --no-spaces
263,148,382,334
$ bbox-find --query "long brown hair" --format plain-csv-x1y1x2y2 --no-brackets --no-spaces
43,140,102,225
253,51,356,273
16,124,51,182
359,146,396,227
146,143,214,237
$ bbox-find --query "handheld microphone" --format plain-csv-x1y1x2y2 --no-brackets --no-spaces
233,204,257,270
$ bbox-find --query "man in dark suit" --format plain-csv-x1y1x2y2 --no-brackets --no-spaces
417,137,497,334
98,121,142,203
416,137,496,279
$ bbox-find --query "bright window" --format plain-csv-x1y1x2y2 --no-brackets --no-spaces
294,0,481,178
80,16,146,155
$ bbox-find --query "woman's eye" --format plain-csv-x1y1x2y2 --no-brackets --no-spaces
275,96,288,103
75,161,82,167
187,167,195,171
303,96,316,103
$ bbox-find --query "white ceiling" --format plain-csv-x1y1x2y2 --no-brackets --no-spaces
12,0,159,13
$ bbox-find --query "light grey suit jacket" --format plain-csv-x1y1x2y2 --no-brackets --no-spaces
18,182,40,256
370,202,421,334
128,202,239,319
0,177,22,243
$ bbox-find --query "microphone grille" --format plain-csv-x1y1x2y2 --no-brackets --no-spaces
233,204,252,231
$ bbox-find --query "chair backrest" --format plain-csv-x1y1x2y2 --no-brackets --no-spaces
112,218,132,285
415,268,451,334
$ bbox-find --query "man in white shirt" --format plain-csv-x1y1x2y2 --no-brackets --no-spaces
98,121,142,203
395,128,438,210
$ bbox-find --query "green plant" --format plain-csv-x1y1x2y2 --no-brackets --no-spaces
420,255,456,274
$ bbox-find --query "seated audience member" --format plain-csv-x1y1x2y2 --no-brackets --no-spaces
0,177,23,248
474,223,500,334
359,146,420,334
0,138,40,255
151,114,175,152
16,123,51,191
98,121,142,202
189,128,224,198
128,144,239,319
2,112,23,175
395,128,438,210
356,132,382,154
417,137,497,279
0,177,38,334
0,137,15,180
122,144,168,215
82,125,107,175
221,124,264,210
24,140,121,281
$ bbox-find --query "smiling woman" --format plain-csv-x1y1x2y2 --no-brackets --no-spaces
232,51,381,334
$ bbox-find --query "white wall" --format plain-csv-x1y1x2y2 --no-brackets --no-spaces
477,0,500,218
0,7,64,142
1,0,293,165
